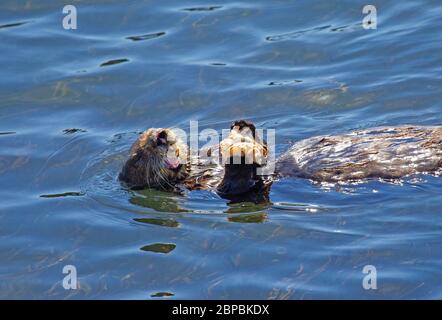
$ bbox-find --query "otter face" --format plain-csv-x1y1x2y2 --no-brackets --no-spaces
119,128,189,190
216,120,271,200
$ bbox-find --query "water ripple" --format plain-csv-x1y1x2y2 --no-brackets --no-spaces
182,6,223,12
0,21,28,30
100,58,129,67
126,31,166,42
266,22,363,42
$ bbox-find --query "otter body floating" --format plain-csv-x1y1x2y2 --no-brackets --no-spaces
276,126,442,182
120,122,442,201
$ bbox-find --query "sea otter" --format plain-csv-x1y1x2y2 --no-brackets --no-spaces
120,122,442,200
119,120,272,201
276,125,442,182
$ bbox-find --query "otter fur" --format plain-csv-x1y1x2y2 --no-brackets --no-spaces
119,128,189,190
276,126,442,182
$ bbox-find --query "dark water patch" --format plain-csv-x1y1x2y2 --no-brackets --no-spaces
126,32,166,42
0,21,28,30
268,80,303,86
140,243,176,254
40,192,85,198
228,213,267,223
0,131,16,136
100,59,129,67
211,63,227,66
182,6,222,12
151,292,174,297
63,128,87,135
134,217,180,228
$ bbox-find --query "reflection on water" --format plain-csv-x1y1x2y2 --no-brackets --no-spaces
62,128,87,135
0,21,28,29
225,201,270,214
151,292,174,298
126,32,166,42
140,243,176,254
129,189,189,213
40,191,85,198
134,217,180,228
228,213,268,224
182,6,223,12
100,58,129,67
0,0,441,299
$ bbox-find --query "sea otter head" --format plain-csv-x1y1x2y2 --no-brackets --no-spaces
119,128,189,190
216,120,272,201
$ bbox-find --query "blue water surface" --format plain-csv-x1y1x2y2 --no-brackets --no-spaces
0,0,441,299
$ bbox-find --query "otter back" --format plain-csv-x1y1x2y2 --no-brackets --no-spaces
276,126,442,182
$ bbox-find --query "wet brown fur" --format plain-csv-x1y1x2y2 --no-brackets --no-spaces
119,128,189,190
276,126,442,182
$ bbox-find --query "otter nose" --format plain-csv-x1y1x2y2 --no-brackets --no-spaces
157,130,168,146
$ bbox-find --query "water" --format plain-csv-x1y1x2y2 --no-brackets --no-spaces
1,0,441,299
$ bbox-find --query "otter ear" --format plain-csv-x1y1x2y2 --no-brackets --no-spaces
137,132,149,149
137,128,160,149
